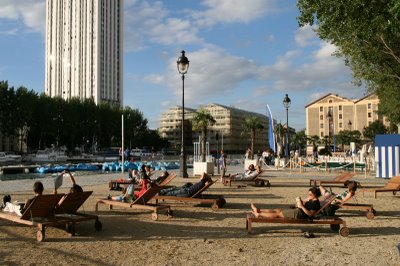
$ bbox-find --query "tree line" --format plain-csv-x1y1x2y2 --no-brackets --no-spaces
0,81,168,154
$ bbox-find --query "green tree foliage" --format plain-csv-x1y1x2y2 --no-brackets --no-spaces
192,108,216,162
297,1,400,123
335,130,362,150
363,120,387,140
242,116,264,159
0,81,164,153
290,129,307,155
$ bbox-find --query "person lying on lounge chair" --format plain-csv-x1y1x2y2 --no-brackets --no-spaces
251,186,322,219
159,173,212,197
319,180,358,216
109,183,135,202
54,168,83,194
1,181,44,216
227,164,261,181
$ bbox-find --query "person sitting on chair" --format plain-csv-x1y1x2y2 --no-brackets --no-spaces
159,173,212,197
319,180,358,216
226,164,261,181
251,186,322,219
1,181,44,216
54,168,83,194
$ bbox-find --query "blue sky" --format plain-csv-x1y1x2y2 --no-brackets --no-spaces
0,0,367,131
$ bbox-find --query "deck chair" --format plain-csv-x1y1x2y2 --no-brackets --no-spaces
108,173,176,191
55,191,102,234
246,195,349,237
0,194,70,242
154,179,226,211
309,172,356,187
223,170,270,188
362,176,400,198
96,185,172,221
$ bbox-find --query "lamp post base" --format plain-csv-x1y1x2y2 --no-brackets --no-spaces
179,154,188,178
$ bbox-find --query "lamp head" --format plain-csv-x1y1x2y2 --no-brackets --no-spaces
177,50,189,74
283,94,291,109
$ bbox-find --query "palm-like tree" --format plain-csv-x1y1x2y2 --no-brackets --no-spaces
274,123,285,157
242,116,264,159
192,108,216,162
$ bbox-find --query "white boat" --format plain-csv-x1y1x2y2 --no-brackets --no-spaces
31,149,69,163
0,152,22,164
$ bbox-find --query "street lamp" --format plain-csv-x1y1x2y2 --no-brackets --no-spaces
348,120,352,130
177,50,189,178
282,94,291,157
327,109,333,150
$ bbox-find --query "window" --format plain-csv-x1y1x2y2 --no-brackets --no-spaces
320,115,323,120
368,103,372,109
339,122,342,128
339,105,342,111
339,114,342,119
368,112,372,118
320,123,324,129
320,132,324,137
320,106,323,112
329,99,333,103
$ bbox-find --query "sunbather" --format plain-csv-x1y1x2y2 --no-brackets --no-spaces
227,164,261,181
109,184,135,202
1,181,44,216
54,168,83,194
159,173,212,197
319,180,358,216
251,186,322,219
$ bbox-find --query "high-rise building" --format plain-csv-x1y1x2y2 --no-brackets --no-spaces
45,0,123,106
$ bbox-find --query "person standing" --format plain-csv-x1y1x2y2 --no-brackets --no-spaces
219,150,227,182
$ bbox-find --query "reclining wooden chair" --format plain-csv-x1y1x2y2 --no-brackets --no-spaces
223,170,270,188
0,194,69,242
154,179,226,211
246,195,349,237
55,191,102,234
96,185,172,221
362,176,400,198
309,172,356,187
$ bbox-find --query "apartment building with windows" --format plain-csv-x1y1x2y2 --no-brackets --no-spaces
305,93,389,151
45,0,123,106
159,103,270,154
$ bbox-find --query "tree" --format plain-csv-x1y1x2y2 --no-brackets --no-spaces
274,123,285,157
192,108,216,162
297,1,400,124
363,120,387,140
242,116,264,159
290,129,307,155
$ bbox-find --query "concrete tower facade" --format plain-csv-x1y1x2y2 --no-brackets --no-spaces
45,0,123,106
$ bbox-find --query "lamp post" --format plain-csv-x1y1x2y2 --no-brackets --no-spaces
177,50,189,178
282,94,291,157
327,109,333,151
348,120,352,130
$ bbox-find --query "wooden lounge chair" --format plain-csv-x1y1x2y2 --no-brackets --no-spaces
154,179,226,211
55,191,102,234
0,194,71,242
223,170,270,188
108,173,176,191
96,185,172,221
246,195,349,237
309,172,356,187
362,176,400,198
339,202,376,219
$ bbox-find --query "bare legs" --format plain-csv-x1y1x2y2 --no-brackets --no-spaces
250,203,284,218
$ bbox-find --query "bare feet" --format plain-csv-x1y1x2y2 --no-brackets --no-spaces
251,203,260,214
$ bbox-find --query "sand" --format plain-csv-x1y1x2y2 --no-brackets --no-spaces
0,166,399,265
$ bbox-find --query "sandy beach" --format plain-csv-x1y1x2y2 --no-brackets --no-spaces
0,165,399,265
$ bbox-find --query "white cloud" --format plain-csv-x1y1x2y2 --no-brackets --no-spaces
0,0,45,33
295,24,318,47
193,0,277,27
144,48,260,104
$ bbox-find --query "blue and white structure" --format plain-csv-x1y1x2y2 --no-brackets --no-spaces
375,134,400,178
